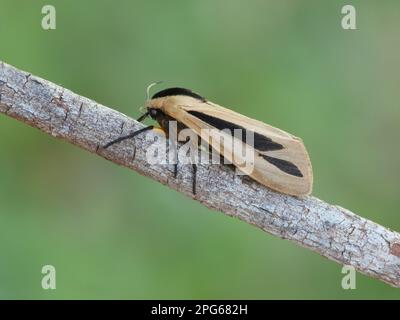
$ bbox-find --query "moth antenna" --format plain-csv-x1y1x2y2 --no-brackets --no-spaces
138,81,164,113
146,81,163,101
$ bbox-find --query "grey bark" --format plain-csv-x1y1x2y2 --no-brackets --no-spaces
1,60,399,287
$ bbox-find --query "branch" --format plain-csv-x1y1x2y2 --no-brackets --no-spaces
1,60,399,287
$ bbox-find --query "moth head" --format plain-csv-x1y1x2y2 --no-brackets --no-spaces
145,98,163,119
148,107,159,120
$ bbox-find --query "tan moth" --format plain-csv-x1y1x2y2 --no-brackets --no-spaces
104,88,313,196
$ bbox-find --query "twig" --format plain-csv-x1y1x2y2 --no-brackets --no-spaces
1,60,399,287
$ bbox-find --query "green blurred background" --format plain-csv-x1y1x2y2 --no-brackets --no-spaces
0,0,399,299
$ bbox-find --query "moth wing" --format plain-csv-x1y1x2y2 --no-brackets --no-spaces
162,99,313,196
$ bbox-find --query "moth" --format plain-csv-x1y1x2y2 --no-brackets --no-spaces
104,87,313,196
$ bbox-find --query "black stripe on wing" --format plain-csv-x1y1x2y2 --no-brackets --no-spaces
187,111,283,151
261,155,303,177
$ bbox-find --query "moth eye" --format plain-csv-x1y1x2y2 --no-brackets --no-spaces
149,109,158,117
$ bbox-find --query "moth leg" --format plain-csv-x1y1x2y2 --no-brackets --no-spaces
185,133,199,195
103,125,154,149
167,138,178,178
166,120,179,179
192,163,197,195
136,111,149,122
